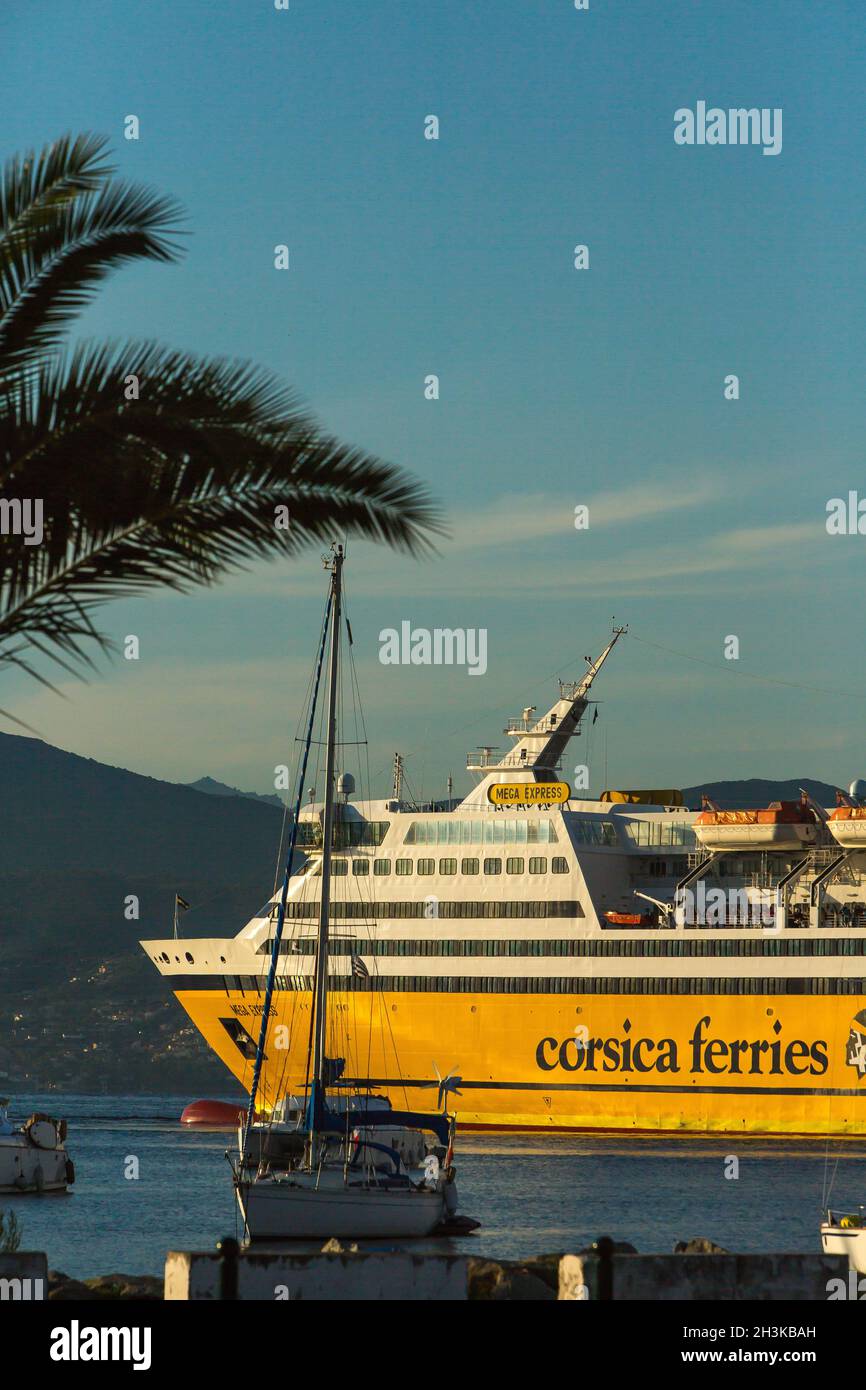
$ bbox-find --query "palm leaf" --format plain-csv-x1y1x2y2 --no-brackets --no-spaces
0,134,183,387
0,342,444,676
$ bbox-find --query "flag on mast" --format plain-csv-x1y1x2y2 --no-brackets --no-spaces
173,893,190,940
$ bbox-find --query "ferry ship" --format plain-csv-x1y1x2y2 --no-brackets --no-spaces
141,628,866,1137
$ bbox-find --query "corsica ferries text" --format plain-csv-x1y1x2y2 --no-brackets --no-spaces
536,1017,829,1077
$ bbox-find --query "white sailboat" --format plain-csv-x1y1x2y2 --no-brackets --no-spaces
821,1209,866,1274
231,545,459,1241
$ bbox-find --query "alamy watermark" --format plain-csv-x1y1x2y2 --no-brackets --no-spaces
674,884,777,928
379,622,487,676
0,498,43,545
674,102,782,157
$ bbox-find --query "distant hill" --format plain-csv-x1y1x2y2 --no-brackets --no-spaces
682,778,842,810
0,732,287,1095
188,775,284,808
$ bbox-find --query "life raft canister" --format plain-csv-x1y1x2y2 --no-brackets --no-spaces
24,1116,60,1150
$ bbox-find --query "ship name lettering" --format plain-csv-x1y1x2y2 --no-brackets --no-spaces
536,1018,830,1077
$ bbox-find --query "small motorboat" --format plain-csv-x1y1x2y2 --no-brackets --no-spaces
0,1100,74,1194
821,1209,866,1273
693,798,819,852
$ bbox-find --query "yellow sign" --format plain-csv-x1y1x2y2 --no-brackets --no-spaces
487,781,571,807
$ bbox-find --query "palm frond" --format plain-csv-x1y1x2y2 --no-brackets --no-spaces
0,342,444,677
0,135,184,387
0,133,111,239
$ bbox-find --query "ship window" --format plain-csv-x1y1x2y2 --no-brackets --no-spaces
395,859,412,876
484,857,502,875
462,858,479,875
529,857,547,875
373,859,390,875
552,857,569,874
506,857,525,874
353,859,369,875
332,859,347,876
439,858,457,875
417,859,435,876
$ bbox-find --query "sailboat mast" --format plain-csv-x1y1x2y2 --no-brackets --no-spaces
311,544,343,1091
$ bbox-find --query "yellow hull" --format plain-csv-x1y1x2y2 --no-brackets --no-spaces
176,988,866,1136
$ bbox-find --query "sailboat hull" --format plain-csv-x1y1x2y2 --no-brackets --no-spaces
821,1223,866,1274
236,1174,447,1240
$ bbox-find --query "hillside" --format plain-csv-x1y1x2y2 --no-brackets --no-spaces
682,777,841,810
0,732,284,1094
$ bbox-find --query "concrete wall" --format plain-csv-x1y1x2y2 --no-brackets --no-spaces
559,1252,849,1301
0,1252,48,1301
165,1249,470,1301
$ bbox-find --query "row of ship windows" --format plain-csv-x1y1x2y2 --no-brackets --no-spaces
622,821,697,848
264,936,866,958
267,900,584,926
254,976,866,995
329,856,570,877
403,818,559,845
294,821,390,847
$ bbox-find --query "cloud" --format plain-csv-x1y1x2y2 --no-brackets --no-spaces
444,477,722,551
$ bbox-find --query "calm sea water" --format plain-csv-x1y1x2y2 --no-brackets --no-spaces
4,1094,866,1280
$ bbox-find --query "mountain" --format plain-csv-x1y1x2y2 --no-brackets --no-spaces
681,778,841,810
188,775,284,808
0,732,286,1095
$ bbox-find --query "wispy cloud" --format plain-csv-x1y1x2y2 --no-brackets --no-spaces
445,478,722,550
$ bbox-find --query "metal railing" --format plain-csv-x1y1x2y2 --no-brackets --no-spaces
504,717,551,736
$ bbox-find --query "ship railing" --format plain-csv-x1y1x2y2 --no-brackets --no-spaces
505,717,544,739
466,749,565,771
504,716,556,736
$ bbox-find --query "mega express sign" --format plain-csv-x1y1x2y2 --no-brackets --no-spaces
488,781,570,807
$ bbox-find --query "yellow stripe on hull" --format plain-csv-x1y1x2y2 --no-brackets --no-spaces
175,989,866,1137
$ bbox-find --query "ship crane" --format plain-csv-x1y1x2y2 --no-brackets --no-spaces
633,890,677,922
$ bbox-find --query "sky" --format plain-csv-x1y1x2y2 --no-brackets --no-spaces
2,0,865,801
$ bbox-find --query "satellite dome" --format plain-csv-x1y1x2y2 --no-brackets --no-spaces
849,778,866,803
337,772,356,798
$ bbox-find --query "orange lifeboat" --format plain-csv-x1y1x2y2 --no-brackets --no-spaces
180,1099,247,1128
693,799,819,852
827,805,866,848
604,911,646,926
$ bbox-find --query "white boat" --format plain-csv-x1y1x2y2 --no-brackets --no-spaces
231,546,459,1241
821,1209,866,1273
0,1101,73,1194
238,1164,449,1241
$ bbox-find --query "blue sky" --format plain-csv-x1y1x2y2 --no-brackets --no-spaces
3,0,865,799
